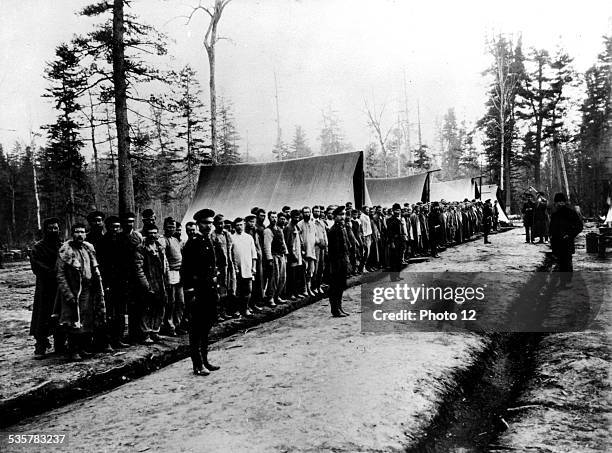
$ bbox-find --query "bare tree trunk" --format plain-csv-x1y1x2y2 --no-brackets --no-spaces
189,0,232,165
112,0,135,215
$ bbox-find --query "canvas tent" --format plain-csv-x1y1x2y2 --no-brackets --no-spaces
181,151,367,233
429,178,479,202
365,173,429,207
480,184,510,223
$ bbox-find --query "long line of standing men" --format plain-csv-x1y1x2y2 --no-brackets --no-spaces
28,198,496,374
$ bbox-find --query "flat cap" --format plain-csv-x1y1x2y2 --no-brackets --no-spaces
86,211,105,222
193,208,215,223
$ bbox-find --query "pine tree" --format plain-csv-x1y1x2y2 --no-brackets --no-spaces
577,36,612,216
170,65,210,195
217,98,241,164
440,108,462,180
413,144,432,171
39,42,92,230
289,126,313,159
319,109,352,155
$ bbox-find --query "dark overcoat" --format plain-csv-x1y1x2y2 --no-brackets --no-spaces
29,238,60,337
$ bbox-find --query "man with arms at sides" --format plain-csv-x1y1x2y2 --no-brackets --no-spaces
263,211,288,307
30,217,64,358
232,217,258,318
181,209,221,376
134,224,168,344
327,206,351,317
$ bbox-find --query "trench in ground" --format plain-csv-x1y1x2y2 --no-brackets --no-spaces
407,255,555,453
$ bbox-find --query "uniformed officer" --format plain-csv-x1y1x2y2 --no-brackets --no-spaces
181,208,221,376
327,206,350,317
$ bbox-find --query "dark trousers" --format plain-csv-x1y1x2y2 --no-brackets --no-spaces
556,251,574,284
483,223,491,243
106,286,126,344
389,245,404,280
524,225,533,243
328,272,346,315
236,277,252,313
287,264,304,297
430,236,439,257
188,289,218,371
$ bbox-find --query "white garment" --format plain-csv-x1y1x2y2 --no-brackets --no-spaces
360,213,372,236
231,232,257,279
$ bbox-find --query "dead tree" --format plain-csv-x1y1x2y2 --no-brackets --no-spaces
365,101,394,178
187,0,233,165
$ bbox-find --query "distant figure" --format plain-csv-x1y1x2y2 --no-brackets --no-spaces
30,217,63,358
483,199,493,244
549,193,583,287
521,194,536,243
533,193,549,243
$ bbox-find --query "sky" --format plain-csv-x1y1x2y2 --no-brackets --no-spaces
0,0,611,161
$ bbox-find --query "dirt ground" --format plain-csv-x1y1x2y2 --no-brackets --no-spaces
0,228,553,453
495,229,612,453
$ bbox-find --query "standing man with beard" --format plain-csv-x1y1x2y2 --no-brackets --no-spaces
30,217,64,358
482,200,493,244
298,206,318,297
54,223,106,361
263,211,288,306
327,206,350,317
386,203,405,281
312,206,328,295
97,216,130,349
232,217,258,317
134,224,168,344
120,212,143,344
428,202,443,258
159,217,185,335
182,209,221,376
245,215,264,312
521,194,536,244
211,214,236,320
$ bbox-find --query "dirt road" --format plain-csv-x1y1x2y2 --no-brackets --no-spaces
0,229,552,453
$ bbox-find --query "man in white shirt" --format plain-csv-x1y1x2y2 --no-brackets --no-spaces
231,218,257,317
298,206,318,297
360,206,372,272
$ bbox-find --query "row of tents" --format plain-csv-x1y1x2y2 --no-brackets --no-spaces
182,151,509,228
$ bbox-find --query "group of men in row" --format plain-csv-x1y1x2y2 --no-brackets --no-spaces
521,192,551,244
28,198,496,374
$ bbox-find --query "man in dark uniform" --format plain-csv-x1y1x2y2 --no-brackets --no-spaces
30,217,64,358
386,203,405,281
482,199,493,244
549,193,583,287
86,210,105,251
120,212,143,344
533,194,549,243
428,202,443,258
181,208,221,376
521,194,536,243
97,216,130,348
327,206,350,317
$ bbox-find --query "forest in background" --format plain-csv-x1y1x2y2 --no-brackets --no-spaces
0,0,610,247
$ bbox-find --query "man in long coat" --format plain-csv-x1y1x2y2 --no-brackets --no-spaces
97,216,130,348
134,224,168,344
54,223,106,361
549,193,583,286
386,203,405,281
30,217,63,358
327,206,350,317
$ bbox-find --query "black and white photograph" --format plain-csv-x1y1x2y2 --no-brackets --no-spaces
0,0,611,451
